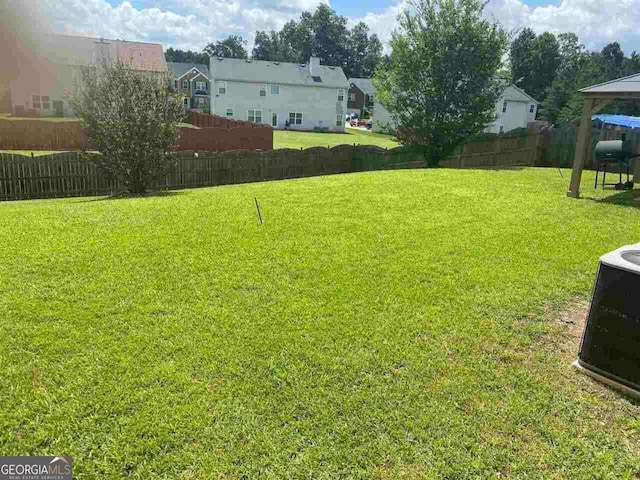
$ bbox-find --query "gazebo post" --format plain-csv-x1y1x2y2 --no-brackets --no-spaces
567,97,595,198
567,96,613,197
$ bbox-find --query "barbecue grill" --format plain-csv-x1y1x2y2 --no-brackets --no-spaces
594,137,637,190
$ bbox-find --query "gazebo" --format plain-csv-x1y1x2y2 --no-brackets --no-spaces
568,72,640,197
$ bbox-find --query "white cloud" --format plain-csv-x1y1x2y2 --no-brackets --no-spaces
354,0,640,56
40,0,326,51
40,0,640,55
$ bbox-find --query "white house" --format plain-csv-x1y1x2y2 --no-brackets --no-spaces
485,84,538,134
370,82,538,135
208,56,349,132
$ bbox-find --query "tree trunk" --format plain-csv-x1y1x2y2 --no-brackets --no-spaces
129,167,147,194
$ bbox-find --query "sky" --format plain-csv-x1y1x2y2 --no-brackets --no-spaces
34,0,640,56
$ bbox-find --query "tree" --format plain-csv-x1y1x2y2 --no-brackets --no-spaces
509,29,560,101
600,41,624,77
347,23,383,78
252,5,382,76
539,35,640,122
205,35,248,59
252,21,310,63
303,4,349,69
374,0,507,167
69,60,185,194
165,48,208,64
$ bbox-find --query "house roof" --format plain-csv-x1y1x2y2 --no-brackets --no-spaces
500,84,538,104
39,34,167,72
167,62,209,79
209,57,349,89
580,72,640,94
349,78,375,95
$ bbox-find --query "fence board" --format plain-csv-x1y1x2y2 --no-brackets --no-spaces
0,116,273,152
0,131,564,201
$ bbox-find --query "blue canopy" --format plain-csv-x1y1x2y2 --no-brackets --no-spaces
592,114,640,129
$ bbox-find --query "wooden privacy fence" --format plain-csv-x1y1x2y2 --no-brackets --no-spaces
0,118,273,152
0,119,88,150
540,125,640,170
0,136,541,200
442,131,543,169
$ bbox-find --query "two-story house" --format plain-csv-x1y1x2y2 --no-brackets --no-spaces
208,56,349,132
7,34,167,117
368,80,538,135
347,78,375,118
167,63,210,111
485,84,538,134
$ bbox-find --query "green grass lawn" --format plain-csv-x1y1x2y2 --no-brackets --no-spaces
274,127,400,149
0,126,380,157
1,168,640,478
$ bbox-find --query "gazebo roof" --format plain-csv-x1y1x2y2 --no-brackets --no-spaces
580,72,640,94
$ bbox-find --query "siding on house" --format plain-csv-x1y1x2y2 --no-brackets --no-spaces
8,34,167,117
485,85,538,134
168,63,210,111
209,57,349,132
348,78,375,117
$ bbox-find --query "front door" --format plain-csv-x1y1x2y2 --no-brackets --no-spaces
272,113,278,127
53,101,63,117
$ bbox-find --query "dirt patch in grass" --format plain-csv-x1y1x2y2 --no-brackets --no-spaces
545,297,590,359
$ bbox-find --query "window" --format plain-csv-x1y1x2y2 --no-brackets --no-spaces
195,81,206,91
226,108,234,118
42,96,50,109
260,85,267,97
183,80,189,89
289,112,303,125
368,94,375,106
218,81,226,95
183,98,189,108
349,92,356,102
271,85,280,95
336,114,343,127
499,125,504,134
529,104,535,113
248,109,262,123
174,80,178,89
337,89,345,102
272,113,278,127
32,95,41,109
502,100,507,113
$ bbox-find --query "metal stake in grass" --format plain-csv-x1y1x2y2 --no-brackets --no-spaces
254,197,263,225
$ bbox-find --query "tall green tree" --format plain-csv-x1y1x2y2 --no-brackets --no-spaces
509,28,560,101
69,60,185,194
374,0,507,167
302,4,349,69
205,35,248,59
252,20,311,63
347,22,383,78
540,36,640,122
252,5,382,76
165,48,208,65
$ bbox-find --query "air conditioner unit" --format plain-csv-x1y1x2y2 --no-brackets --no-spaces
575,243,640,398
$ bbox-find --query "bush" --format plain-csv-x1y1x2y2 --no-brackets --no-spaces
69,60,185,194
